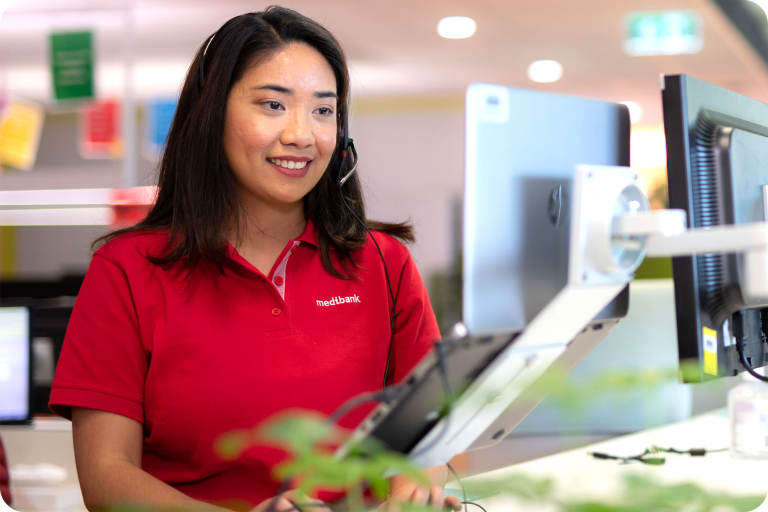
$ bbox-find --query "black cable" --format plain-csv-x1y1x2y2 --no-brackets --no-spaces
327,386,403,425
661,447,728,455
738,336,768,382
733,310,768,382
337,145,398,390
446,462,467,512
589,446,729,465
462,502,488,512
274,503,336,512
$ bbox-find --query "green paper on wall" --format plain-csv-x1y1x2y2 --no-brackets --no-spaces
50,31,94,101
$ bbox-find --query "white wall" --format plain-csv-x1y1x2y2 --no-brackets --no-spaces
3,103,466,282
351,107,464,277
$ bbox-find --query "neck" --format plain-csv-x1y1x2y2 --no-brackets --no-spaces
232,197,307,250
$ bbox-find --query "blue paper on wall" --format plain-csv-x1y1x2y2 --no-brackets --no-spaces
146,98,177,153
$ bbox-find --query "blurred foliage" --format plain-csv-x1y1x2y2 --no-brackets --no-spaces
213,404,762,511
212,361,756,511
215,411,428,510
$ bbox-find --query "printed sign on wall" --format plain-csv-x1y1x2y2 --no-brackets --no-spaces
0,98,45,171
145,98,177,155
81,100,122,159
50,31,94,101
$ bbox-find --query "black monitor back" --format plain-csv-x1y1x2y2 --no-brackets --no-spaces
663,74,768,381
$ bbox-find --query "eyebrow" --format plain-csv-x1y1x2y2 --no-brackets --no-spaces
253,84,338,100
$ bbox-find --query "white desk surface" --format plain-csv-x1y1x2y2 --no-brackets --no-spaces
453,409,768,511
6,411,768,511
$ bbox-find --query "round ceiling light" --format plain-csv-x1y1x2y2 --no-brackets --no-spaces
437,17,477,39
527,60,564,83
620,101,643,124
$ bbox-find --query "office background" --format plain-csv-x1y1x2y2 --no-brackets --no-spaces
2,0,768,480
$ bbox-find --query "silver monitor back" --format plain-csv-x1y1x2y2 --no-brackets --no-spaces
463,83,631,335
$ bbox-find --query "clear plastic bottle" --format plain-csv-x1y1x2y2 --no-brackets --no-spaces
729,370,768,459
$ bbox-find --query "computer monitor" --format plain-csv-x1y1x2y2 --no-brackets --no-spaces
463,83,630,335
340,85,634,462
0,302,33,424
663,74,768,382
1,277,81,414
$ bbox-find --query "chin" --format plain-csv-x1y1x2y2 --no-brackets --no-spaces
268,191,310,208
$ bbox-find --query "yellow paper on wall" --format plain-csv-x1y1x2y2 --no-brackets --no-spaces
702,326,718,376
0,98,45,171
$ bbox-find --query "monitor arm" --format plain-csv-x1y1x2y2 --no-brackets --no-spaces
407,164,768,469
610,178,768,302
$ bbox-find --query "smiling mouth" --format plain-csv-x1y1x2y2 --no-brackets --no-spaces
267,158,309,170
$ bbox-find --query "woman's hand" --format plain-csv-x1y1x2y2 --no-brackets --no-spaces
377,485,462,510
380,465,462,511
251,490,329,512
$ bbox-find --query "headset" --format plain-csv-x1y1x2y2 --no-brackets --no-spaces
337,112,397,390
199,32,216,89
337,120,358,186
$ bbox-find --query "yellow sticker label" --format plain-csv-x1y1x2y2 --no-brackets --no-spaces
703,326,718,376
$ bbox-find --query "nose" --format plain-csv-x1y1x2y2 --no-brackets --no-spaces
280,109,314,149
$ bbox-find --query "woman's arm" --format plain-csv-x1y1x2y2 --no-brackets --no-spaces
73,408,322,512
72,407,226,512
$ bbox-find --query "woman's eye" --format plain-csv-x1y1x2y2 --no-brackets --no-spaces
268,102,282,110
315,107,333,116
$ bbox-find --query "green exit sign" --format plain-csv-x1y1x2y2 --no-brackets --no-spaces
50,31,94,101
624,11,703,56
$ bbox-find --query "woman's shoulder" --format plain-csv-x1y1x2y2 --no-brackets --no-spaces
365,230,413,267
94,229,169,268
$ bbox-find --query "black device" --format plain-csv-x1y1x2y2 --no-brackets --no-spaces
663,74,768,382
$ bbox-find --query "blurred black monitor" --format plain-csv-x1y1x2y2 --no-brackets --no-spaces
0,301,33,424
0,276,82,414
663,74,768,382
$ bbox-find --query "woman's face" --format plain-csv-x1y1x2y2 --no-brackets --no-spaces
224,42,338,212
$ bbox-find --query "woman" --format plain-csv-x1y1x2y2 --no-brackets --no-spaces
50,6,461,512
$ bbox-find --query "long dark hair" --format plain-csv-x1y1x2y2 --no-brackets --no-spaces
95,5,413,278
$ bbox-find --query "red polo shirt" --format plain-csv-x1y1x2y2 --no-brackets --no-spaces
49,219,438,509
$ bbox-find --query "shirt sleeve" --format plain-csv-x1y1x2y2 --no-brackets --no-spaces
49,253,148,423
388,252,441,384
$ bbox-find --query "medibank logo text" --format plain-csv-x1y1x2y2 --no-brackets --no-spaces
317,295,361,307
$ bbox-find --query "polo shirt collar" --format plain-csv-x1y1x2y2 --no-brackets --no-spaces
296,217,318,247
226,217,317,265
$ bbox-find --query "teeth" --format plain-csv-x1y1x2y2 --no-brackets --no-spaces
269,158,308,170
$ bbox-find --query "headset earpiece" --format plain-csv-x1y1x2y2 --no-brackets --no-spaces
337,108,357,186
342,110,350,157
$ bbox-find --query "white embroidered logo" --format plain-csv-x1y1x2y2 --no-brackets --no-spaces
317,295,361,307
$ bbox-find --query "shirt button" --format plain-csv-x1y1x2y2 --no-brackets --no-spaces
274,276,284,286
271,307,281,316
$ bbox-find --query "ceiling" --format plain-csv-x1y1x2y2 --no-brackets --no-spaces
2,0,768,127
